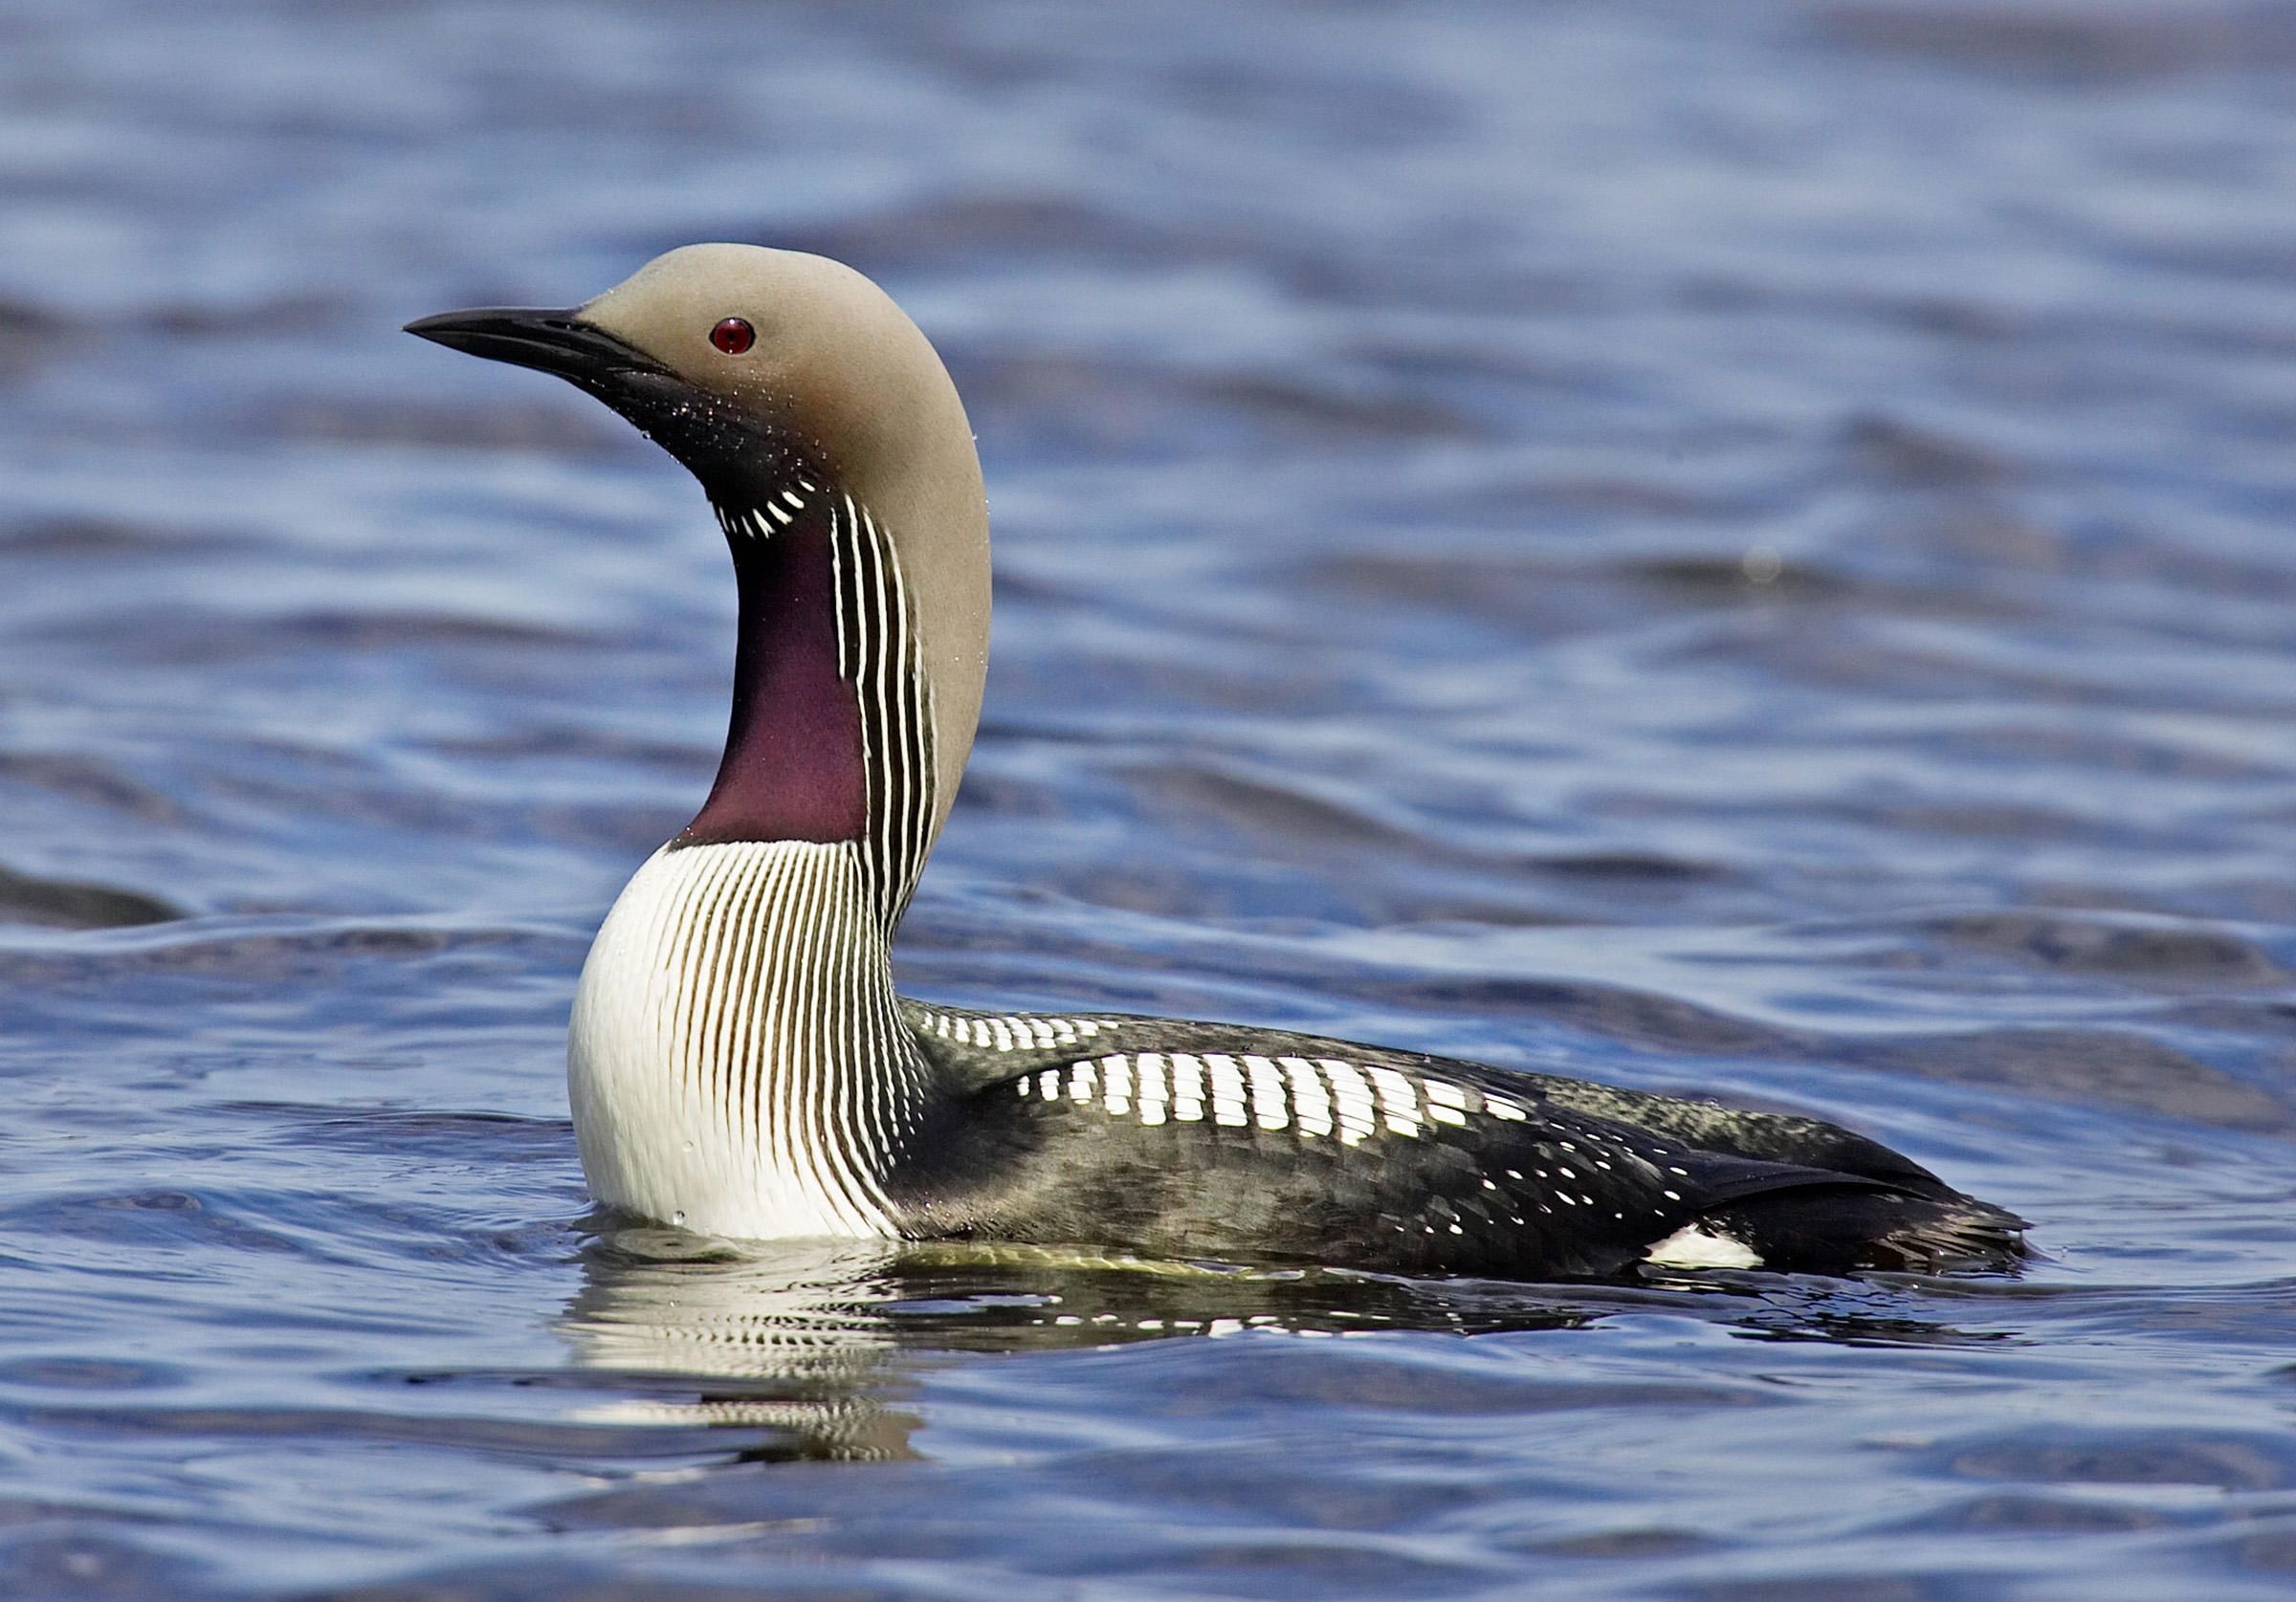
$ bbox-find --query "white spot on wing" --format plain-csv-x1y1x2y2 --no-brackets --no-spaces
1645,1224,1763,1270
1319,1059,1378,1146
1243,1055,1289,1130
1279,1057,1333,1137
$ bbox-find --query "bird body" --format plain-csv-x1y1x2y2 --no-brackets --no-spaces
409,246,2026,1278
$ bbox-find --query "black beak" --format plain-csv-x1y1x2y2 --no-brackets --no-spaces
406,302,771,485
403,306,665,384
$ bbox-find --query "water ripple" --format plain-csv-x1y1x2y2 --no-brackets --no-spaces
2,0,2294,1595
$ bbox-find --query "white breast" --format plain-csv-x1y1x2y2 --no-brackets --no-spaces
567,840,912,1240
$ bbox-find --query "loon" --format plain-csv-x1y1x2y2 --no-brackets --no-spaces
408,245,2027,1280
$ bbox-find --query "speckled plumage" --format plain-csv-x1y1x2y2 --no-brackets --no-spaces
890,1004,2024,1276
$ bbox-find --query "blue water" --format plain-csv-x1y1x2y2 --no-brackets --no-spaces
5,1,2296,1595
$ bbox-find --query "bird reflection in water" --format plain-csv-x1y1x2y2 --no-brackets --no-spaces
557,1223,2019,1461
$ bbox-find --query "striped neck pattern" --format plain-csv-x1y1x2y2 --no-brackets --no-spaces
565,480,948,1239
698,483,938,934
570,837,927,1237
825,493,938,933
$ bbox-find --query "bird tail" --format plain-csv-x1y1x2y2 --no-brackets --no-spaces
1708,1185,2029,1276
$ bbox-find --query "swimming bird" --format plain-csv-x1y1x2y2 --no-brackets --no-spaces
408,245,2026,1279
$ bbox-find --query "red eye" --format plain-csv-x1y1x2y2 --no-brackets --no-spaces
709,317,755,355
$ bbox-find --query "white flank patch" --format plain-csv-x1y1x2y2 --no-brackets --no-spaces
1644,1223,1764,1271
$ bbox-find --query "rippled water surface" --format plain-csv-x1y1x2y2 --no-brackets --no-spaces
6,1,2296,1595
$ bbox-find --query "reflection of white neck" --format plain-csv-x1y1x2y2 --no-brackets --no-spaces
567,839,930,1239
561,1234,913,1450
564,1235,903,1377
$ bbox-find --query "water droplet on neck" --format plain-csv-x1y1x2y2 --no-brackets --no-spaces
671,1210,687,1228
680,1139,695,1153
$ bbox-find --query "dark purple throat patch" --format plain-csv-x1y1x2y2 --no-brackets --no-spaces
678,504,867,847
